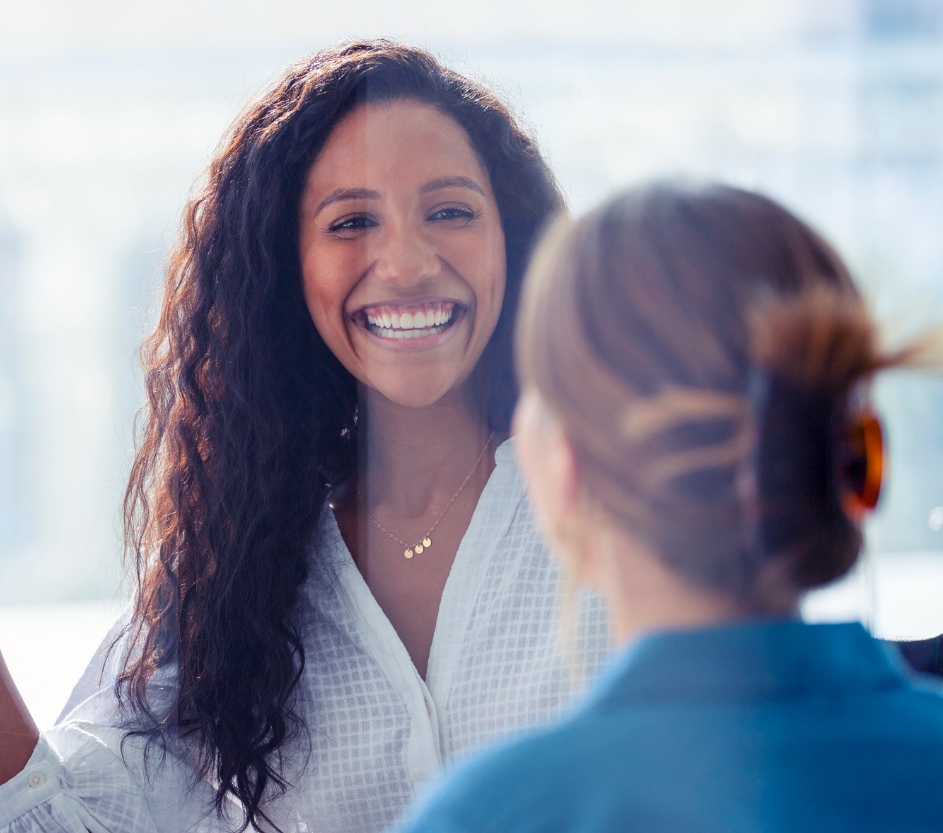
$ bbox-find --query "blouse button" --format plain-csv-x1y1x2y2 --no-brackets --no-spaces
27,771,46,788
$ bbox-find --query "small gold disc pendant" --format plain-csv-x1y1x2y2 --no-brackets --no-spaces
404,549,413,559
423,537,432,548
415,543,424,554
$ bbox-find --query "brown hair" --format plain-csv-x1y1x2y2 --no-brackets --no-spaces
119,39,562,831
517,181,918,610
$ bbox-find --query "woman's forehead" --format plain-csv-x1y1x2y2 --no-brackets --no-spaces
302,100,490,204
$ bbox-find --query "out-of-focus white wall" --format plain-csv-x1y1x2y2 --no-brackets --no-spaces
0,0,941,610
0,0,816,55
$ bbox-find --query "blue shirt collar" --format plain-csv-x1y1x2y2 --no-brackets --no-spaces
583,619,907,709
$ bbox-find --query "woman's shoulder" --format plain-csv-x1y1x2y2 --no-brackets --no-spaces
399,720,587,833
479,436,538,538
486,436,525,500
57,603,183,736
57,605,136,725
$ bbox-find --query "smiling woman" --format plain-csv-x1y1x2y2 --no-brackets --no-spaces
299,101,506,413
301,98,511,676
0,39,609,833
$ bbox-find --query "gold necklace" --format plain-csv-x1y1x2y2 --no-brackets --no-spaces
356,432,494,559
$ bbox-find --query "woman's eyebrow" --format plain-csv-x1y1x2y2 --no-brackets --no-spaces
420,176,486,196
315,187,381,215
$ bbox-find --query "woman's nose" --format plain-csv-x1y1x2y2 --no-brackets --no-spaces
372,224,439,288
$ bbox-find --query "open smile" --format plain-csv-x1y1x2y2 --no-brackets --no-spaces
352,300,466,348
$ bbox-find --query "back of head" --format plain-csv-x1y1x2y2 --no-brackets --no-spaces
518,182,904,610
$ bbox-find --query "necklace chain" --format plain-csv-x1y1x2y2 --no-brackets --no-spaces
356,432,494,560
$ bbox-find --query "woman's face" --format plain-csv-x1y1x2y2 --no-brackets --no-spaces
299,100,506,409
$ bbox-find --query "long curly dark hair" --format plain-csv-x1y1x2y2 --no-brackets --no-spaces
116,39,562,831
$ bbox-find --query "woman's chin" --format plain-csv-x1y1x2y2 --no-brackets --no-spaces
361,372,476,411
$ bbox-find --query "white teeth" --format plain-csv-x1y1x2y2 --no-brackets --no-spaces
362,303,458,340
371,323,451,340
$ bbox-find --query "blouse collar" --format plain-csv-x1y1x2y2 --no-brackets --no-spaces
582,619,907,709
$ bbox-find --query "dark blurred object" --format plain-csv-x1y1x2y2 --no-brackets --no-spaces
891,636,943,677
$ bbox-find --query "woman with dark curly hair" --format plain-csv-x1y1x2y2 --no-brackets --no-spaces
0,41,608,833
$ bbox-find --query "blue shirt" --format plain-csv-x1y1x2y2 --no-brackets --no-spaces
398,620,943,832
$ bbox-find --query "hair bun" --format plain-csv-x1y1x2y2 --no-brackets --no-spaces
748,285,891,593
750,285,881,396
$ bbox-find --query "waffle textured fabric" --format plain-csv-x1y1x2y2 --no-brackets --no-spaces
0,440,611,833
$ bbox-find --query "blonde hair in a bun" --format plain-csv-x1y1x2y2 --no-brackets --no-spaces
517,181,935,610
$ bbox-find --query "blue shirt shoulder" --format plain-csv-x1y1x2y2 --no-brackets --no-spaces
398,620,943,833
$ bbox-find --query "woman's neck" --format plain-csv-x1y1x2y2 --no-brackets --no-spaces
589,522,762,648
356,384,496,517
334,385,500,679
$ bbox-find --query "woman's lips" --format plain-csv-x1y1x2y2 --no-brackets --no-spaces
351,300,466,350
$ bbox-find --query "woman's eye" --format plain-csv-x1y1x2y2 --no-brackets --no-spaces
328,215,377,233
429,205,477,223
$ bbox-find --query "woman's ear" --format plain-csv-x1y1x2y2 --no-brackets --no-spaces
513,391,587,568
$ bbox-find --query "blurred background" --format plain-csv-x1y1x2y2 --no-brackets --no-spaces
1,0,942,726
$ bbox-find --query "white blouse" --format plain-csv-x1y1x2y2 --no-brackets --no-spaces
0,440,610,833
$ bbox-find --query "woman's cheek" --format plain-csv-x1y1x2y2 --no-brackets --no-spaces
302,249,358,325
450,231,506,330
